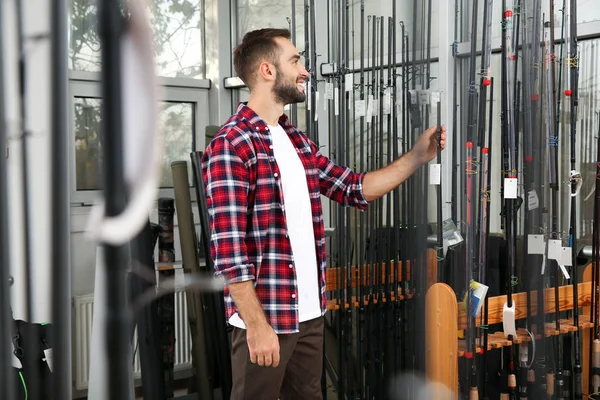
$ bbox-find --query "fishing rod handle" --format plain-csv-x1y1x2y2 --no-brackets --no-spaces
546,372,554,395
470,387,479,400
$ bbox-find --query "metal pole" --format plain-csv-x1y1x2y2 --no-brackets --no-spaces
50,0,72,396
99,0,133,398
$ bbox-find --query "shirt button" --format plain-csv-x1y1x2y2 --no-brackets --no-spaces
274,173,278,178
269,145,273,149
281,205,285,211
292,294,296,299
289,264,293,268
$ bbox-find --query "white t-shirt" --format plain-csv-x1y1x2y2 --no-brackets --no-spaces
228,123,322,329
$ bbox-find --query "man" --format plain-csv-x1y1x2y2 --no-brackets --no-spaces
201,28,446,399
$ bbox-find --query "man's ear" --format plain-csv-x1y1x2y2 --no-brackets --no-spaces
258,62,276,82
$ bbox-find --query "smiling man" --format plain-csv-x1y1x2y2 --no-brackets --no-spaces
201,28,446,399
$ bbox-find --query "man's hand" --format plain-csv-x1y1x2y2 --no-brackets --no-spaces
410,125,447,165
246,321,281,367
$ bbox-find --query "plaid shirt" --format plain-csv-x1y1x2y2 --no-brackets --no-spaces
201,103,369,334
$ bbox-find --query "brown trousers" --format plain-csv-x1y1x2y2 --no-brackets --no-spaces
230,316,324,400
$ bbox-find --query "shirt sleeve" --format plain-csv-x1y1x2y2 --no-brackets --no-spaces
202,135,256,284
310,140,370,210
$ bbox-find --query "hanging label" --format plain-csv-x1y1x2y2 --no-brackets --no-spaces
345,73,354,92
366,94,374,122
547,239,562,260
314,92,319,121
325,82,334,99
334,88,339,116
527,234,545,255
429,164,441,185
418,90,430,106
348,92,353,111
527,190,539,210
355,99,366,117
430,91,441,106
307,84,311,111
383,88,392,115
503,178,518,199
559,247,573,266
372,98,379,116
443,218,464,247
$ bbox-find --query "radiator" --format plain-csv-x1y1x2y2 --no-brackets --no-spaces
73,290,192,390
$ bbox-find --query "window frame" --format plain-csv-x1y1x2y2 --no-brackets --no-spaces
68,70,211,205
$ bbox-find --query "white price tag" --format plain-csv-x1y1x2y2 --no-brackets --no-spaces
383,88,392,115
429,164,441,185
418,90,430,105
528,190,539,210
345,73,354,92
559,247,573,266
504,178,518,199
325,82,334,99
372,99,379,116
430,91,441,105
547,239,562,260
314,92,319,121
366,94,374,122
527,234,545,255
355,99,366,117
307,84,311,111
334,89,339,116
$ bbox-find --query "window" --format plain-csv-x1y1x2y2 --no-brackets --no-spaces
69,0,209,204
69,0,205,79
73,97,196,191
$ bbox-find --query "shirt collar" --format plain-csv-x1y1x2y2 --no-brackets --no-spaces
236,102,294,133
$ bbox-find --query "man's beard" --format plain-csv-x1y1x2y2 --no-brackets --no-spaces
273,71,306,105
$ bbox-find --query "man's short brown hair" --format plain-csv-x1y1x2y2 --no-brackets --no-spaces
233,28,291,89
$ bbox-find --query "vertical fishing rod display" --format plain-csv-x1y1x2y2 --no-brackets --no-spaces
463,0,479,396
568,0,582,397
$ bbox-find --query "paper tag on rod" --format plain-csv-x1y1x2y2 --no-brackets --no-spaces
504,178,518,199
334,89,339,116
547,239,562,260
345,73,353,92
355,99,366,117
325,82,334,99
429,164,441,185
527,234,545,255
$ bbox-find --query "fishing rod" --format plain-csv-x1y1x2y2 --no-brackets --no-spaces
465,0,480,395
476,0,493,395
568,0,582,396
358,2,366,398
99,0,134,398
482,77,494,400
50,0,72,396
500,3,518,399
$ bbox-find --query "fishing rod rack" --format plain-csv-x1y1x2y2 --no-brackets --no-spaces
426,264,597,398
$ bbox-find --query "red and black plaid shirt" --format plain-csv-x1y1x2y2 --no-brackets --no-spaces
201,103,369,334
